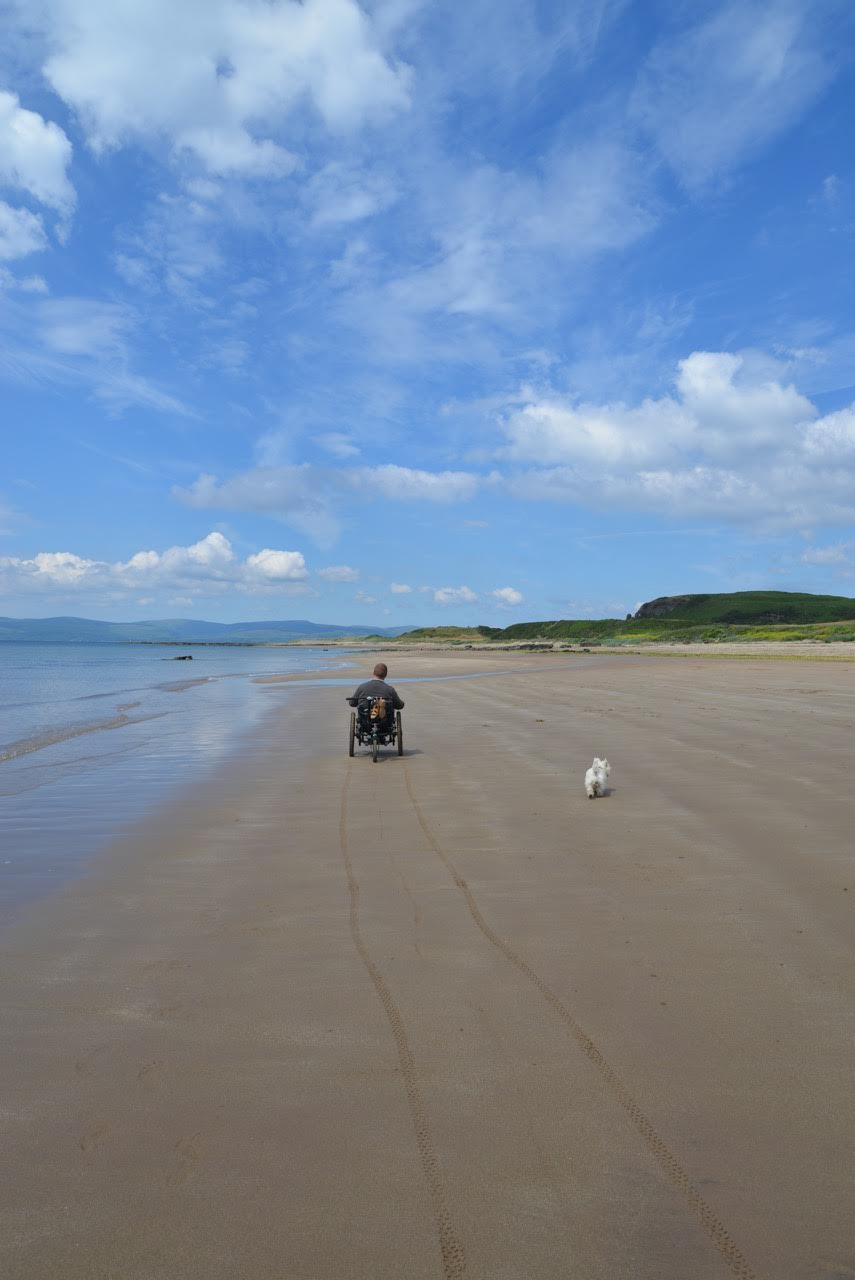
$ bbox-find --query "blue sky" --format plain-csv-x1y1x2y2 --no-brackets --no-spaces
2,0,855,625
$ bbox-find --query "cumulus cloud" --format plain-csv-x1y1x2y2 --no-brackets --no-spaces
0,531,309,598
501,351,813,469
318,564,359,582
433,585,477,606
492,586,523,606
0,90,75,214
390,582,412,593
499,349,855,529
34,0,411,177
245,547,308,580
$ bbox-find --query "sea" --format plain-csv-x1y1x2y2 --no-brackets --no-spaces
0,642,354,921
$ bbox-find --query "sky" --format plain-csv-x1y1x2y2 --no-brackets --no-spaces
2,0,855,626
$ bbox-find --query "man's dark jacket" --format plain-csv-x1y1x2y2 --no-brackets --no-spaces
347,678,405,710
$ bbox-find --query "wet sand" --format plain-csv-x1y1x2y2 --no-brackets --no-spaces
2,652,854,1280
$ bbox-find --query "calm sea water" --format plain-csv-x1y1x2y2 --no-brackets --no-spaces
0,643,354,919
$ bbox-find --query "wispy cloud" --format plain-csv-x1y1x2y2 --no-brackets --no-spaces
632,1,838,190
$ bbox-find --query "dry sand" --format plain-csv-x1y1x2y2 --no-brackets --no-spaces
2,651,854,1280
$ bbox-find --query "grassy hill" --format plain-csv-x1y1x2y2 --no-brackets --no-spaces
633,591,855,624
386,592,855,648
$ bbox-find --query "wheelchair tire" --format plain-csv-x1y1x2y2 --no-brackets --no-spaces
348,712,356,757
372,735,379,763
396,711,403,755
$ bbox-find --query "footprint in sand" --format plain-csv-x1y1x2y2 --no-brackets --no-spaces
167,1134,203,1185
79,1123,109,1162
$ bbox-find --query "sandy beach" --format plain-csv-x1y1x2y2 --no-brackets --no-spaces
3,651,854,1280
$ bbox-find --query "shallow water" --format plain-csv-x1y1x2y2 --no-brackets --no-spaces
0,643,354,920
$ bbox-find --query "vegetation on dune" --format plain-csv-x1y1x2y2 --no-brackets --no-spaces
369,625,500,644
386,593,855,647
633,590,855,624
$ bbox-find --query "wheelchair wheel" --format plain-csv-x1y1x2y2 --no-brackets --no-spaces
348,712,356,757
372,734,379,763
396,711,403,756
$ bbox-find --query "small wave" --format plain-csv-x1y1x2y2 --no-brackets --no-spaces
154,677,214,693
0,710,160,764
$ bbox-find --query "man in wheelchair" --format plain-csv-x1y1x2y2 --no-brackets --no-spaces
347,662,405,737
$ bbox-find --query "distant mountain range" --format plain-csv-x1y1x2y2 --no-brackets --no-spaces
0,616,416,644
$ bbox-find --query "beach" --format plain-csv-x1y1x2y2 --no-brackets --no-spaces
2,651,854,1279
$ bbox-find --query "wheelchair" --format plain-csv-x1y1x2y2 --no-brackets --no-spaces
348,695,403,763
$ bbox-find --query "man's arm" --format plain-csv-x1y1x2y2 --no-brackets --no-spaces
390,687,405,709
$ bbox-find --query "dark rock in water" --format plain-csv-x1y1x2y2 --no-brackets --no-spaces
173,654,193,660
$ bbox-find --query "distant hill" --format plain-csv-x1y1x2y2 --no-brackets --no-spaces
0,616,415,644
633,591,855,624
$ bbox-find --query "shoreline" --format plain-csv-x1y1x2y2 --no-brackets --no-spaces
0,646,359,924
286,637,855,660
3,654,854,1278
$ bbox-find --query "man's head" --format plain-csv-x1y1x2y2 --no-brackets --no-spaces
373,662,388,680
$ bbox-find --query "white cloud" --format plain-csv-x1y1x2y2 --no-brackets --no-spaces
492,586,523,606
25,550,95,584
315,432,360,458
434,585,477,606
0,531,310,598
0,90,75,212
632,1,834,189
38,297,130,357
245,547,308,580
352,464,479,502
375,141,657,328
0,270,48,293
822,174,841,204
803,406,855,457
501,352,813,469
318,564,359,582
36,0,411,177
176,461,481,547
0,292,196,417
176,128,296,180
176,466,341,546
390,582,412,593
801,544,848,566
499,349,855,529
0,202,47,260
355,589,378,604
305,161,398,227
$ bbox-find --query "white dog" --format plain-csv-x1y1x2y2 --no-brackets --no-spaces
585,757,610,798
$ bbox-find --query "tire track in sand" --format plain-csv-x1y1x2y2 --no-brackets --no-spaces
402,760,760,1280
340,762,466,1279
